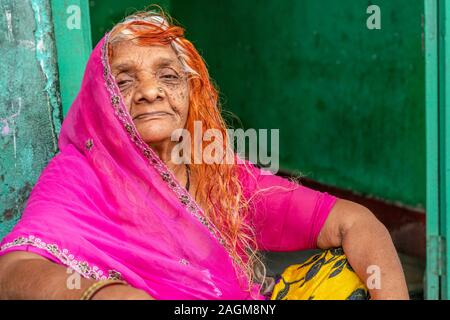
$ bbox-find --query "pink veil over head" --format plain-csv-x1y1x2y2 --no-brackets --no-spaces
0,35,264,300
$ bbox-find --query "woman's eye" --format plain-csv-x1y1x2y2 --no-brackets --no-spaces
158,68,181,82
161,73,179,80
117,80,132,88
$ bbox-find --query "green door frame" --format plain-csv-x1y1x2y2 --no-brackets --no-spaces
438,0,450,300
425,0,440,300
425,0,450,300
51,0,92,118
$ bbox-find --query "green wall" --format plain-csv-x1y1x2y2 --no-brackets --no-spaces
170,0,425,209
0,0,62,238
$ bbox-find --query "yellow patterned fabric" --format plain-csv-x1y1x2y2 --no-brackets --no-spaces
270,248,369,300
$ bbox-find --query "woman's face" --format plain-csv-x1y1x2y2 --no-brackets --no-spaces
110,41,190,145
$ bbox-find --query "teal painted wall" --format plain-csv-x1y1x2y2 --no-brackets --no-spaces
0,0,62,238
170,0,425,209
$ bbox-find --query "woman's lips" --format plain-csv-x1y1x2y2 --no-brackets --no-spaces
133,111,171,120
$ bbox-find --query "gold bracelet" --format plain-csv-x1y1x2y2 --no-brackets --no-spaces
80,279,128,300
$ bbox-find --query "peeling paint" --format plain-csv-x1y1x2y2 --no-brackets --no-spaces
30,0,62,150
0,97,21,137
5,8,13,41
18,39,36,50
1,120,10,136
3,209,14,221
0,183,32,223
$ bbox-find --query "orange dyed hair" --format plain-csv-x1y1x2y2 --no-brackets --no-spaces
107,6,266,296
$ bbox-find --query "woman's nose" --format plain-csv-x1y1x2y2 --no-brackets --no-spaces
133,77,163,105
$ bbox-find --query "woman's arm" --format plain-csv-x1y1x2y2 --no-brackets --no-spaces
316,198,409,300
0,251,153,300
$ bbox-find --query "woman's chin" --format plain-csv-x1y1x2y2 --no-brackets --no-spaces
137,126,177,143
143,136,170,144
140,132,176,146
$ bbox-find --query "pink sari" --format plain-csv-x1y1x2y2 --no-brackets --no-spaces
0,35,338,300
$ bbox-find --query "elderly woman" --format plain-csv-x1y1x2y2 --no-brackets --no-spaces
0,9,408,300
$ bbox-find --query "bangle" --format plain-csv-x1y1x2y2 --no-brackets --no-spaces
80,279,128,300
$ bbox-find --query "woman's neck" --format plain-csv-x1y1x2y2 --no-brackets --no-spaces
150,139,188,187
149,139,175,163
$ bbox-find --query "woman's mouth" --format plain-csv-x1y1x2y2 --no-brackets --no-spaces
133,112,171,121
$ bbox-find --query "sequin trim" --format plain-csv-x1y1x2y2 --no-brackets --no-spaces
100,34,228,250
0,235,123,281
85,139,94,151
179,259,190,266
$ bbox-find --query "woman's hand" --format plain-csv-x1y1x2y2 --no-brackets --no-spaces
91,284,155,300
